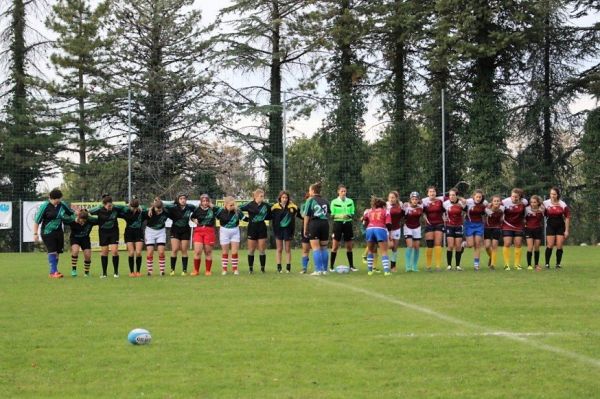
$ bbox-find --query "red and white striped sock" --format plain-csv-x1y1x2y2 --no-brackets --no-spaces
232,253,239,271
159,255,165,274
146,256,153,274
222,254,229,272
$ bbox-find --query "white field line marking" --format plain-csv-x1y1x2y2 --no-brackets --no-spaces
377,332,598,339
316,279,600,369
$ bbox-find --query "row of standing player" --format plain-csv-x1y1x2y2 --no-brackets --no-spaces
362,185,571,273
33,183,570,278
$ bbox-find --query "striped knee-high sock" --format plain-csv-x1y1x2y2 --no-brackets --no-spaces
71,254,78,270
146,256,153,274
222,254,229,272
382,255,390,273
367,253,374,272
159,255,165,274
232,254,239,272
84,259,91,274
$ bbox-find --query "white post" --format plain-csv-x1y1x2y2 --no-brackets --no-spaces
19,199,22,253
128,90,132,202
282,92,287,191
441,89,446,196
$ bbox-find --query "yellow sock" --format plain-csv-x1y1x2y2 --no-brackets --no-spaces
434,246,442,268
426,248,433,267
514,247,522,267
503,246,511,266
485,247,492,257
491,249,497,266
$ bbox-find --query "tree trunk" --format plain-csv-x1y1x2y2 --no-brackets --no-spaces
542,9,553,178
268,0,283,201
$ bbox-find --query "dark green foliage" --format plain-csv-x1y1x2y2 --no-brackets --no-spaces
579,108,600,243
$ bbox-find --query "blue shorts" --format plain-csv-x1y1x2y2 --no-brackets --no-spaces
365,228,388,243
464,221,484,237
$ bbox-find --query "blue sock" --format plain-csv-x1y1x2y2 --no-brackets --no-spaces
312,251,321,272
412,248,420,271
474,257,480,267
405,248,413,271
367,253,374,272
302,256,309,271
382,255,390,273
321,249,329,272
48,253,58,274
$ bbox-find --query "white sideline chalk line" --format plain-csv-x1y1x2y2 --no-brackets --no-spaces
377,332,598,339
316,279,600,369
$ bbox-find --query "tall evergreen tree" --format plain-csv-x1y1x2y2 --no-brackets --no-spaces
102,0,214,200
46,0,110,200
316,0,368,199
580,108,600,243
213,0,316,200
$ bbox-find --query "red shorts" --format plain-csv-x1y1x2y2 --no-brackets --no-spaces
193,226,215,245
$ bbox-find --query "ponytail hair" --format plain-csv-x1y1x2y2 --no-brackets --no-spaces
310,182,322,195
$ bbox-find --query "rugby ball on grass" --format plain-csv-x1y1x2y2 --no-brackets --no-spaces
335,265,350,274
128,328,152,345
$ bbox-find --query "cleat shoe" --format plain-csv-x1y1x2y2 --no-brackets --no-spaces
114,274,119,278
205,271,212,276
489,265,496,271
233,270,240,275
555,265,562,270
100,274,107,279
71,270,78,277
446,265,453,271
426,267,432,272
249,270,254,274
135,272,141,277
181,271,187,277
170,270,175,276
84,272,90,277
367,271,374,276
514,265,522,271
321,271,327,275
535,265,542,272
191,271,199,276
49,272,64,279
527,266,534,271
160,271,165,276
350,267,358,272
374,268,381,274
474,266,479,272
147,272,152,277
299,269,307,274
329,267,335,273
545,264,550,269
456,266,463,271
504,265,510,271
129,273,135,277
222,270,227,276
384,272,392,276
309,271,321,276
285,269,290,273
435,267,442,272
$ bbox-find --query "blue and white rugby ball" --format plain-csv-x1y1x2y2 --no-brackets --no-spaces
128,328,152,345
335,265,350,274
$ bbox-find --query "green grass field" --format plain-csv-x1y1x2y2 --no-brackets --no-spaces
1,246,599,398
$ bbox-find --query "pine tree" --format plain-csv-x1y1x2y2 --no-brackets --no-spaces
213,0,316,200
102,0,214,200
46,0,110,200
580,108,600,243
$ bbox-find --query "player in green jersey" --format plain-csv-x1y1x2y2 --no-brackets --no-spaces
329,184,357,272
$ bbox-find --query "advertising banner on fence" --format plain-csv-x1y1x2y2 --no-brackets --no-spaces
23,201,42,240
0,202,12,229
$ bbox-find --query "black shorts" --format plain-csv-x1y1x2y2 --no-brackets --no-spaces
247,222,268,240
99,228,119,247
332,222,353,242
424,224,445,233
273,227,294,241
42,230,64,254
546,218,565,236
445,225,463,238
170,225,191,241
71,236,91,251
525,228,544,240
308,219,329,242
301,231,310,244
502,229,524,238
484,228,502,241
124,227,144,243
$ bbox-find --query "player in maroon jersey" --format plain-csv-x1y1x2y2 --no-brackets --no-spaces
402,192,424,272
422,186,445,271
543,187,571,269
464,189,488,271
484,195,504,270
525,195,545,271
387,191,404,272
502,188,528,270
443,188,466,271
